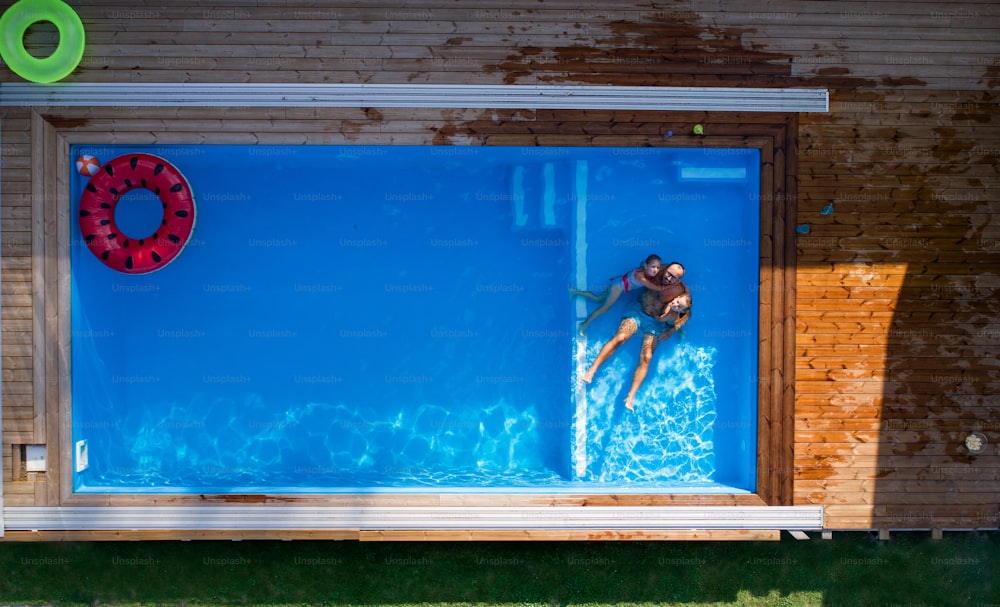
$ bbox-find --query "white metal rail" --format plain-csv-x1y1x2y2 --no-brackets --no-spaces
4,505,823,531
0,83,829,112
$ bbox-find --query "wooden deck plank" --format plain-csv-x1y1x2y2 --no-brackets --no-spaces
796,442,991,457
67,492,768,508
13,69,973,90
796,456,1000,471
358,529,782,541
0,528,781,542
794,407,1000,423
796,467,1000,482
797,492,1000,506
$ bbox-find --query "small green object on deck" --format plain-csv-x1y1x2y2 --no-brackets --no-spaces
693,124,704,135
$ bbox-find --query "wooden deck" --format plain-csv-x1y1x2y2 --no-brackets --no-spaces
2,0,999,537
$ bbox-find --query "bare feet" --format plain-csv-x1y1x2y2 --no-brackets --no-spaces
578,321,589,336
625,394,635,411
580,369,595,384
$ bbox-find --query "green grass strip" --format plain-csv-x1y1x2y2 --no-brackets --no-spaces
0,531,997,606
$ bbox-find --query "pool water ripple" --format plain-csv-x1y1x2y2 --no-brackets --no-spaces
71,144,757,494
579,341,718,485
109,397,559,489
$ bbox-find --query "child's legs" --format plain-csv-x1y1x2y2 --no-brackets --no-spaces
570,286,609,302
583,284,623,324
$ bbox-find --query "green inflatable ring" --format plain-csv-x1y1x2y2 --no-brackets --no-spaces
0,0,84,83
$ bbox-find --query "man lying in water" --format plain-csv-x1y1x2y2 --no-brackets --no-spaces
580,261,692,410
624,290,692,410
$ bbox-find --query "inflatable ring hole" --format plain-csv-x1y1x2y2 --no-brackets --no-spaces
114,189,165,239
22,19,59,60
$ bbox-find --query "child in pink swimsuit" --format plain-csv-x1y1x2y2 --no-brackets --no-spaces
569,254,662,335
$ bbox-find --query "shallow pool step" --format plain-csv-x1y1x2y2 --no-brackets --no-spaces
511,163,560,231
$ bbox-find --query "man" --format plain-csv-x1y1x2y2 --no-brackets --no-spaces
623,289,691,410
580,261,692,410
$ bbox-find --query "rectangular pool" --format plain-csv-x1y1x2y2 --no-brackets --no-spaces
70,144,760,494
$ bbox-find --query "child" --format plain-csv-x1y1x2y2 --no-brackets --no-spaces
656,292,692,337
569,254,662,335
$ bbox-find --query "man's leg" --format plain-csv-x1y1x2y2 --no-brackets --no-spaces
624,333,658,410
581,317,637,383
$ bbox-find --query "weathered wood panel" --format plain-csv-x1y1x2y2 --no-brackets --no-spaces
796,85,999,530
7,2,998,88
2,103,35,510
2,0,998,535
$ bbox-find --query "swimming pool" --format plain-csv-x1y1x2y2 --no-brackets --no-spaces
69,144,760,494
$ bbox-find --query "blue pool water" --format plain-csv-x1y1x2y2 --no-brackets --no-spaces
70,144,760,494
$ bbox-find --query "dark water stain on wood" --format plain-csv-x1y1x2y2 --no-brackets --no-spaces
47,117,92,129
983,64,1000,89
483,14,881,91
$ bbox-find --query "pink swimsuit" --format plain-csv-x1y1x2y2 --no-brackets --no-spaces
621,269,644,293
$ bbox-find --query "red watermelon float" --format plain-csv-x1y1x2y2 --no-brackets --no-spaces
78,153,196,274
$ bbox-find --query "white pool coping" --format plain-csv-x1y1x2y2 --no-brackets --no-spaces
3,505,823,533
0,83,829,112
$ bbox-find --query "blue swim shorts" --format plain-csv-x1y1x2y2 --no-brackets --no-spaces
623,299,665,336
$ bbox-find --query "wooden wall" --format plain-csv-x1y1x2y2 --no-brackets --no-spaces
797,89,999,530
2,1,998,531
